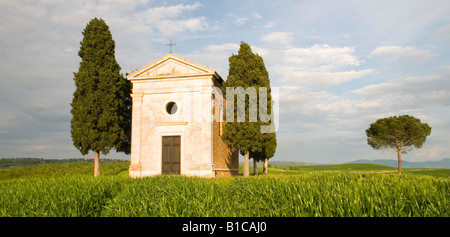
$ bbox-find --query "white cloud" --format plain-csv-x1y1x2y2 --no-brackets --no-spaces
435,24,450,36
285,44,361,69
293,0,450,46
252,12,262,19
261,32,294,46
136,2,202,21
202,43,240,54
234,17,249,26
264,21,275,28
352,74,450,107
257,44,371,87
369,46,436,64
156,16,208,36
354,76,433,96
414,144,450,160
277,85,385,142
292,69,373,87
131,2,207,36
278,85,330,114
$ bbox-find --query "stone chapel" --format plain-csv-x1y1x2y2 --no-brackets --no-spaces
126,53,239,178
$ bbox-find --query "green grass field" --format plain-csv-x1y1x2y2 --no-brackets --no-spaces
0,160,449,217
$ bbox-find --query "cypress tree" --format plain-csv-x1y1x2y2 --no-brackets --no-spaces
222,42,276,177
251,129,277,175
251,57,277,175
70,18,131,176
249,62,277,175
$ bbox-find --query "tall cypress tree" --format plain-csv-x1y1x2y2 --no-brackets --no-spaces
222,42,276,177
248,55,277,175
71,18,131,176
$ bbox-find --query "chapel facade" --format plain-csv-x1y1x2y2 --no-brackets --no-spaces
126,53,239,178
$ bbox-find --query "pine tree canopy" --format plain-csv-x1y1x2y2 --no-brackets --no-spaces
71,18,131,156
366,115,431,153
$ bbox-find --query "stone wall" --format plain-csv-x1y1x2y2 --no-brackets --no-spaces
213,91,239,177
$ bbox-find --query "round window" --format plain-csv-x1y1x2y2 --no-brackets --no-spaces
166,102,178,115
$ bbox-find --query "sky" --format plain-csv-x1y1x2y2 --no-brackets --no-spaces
1,0,450,164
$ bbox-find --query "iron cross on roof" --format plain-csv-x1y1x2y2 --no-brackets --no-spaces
166,40,176,53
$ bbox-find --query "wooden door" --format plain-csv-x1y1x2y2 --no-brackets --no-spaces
162,136,181,174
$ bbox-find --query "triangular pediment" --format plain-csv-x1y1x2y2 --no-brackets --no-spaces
127,53,217,80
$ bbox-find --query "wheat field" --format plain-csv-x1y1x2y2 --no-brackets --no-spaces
0,161,448,217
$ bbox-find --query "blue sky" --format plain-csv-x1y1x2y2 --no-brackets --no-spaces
1,0,450,164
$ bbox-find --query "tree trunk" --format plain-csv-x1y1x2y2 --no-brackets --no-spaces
263,158,268,174
397,148,402,174
243,151,249,177
253,159,258,175
94,150,100,177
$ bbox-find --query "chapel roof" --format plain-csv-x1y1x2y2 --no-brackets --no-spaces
126,53,222,82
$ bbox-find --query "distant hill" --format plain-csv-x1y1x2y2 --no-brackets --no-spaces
347,158,450,169
267,161,319,166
